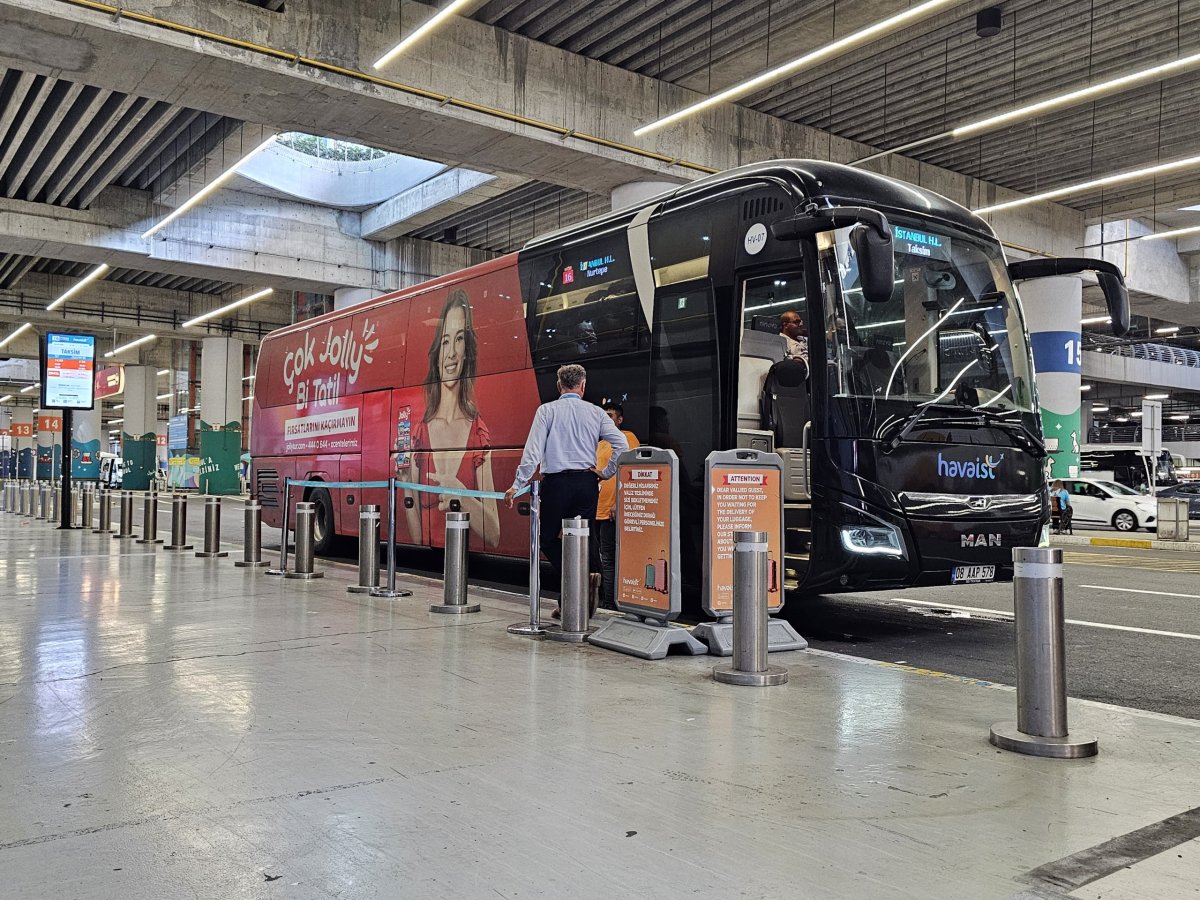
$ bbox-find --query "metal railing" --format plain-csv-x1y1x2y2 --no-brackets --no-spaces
1089,339,1200,369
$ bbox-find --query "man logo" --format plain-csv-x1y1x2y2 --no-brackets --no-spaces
961,533,1002,548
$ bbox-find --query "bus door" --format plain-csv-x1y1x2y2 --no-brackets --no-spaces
736,271,811,589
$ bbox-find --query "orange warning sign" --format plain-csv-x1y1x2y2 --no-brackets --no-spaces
615,463,672,611
707,466,783,615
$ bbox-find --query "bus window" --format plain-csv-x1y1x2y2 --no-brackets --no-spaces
532,280,643,364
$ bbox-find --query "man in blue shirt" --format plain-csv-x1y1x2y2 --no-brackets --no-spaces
506,364,629,613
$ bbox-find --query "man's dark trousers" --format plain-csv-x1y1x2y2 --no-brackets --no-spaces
539,470,599,593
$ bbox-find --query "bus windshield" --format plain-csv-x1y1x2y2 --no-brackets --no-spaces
820,219,1035,431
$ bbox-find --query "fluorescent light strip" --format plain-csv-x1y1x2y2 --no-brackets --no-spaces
1156,326,1181,334
157,369,169,377
373,0,476,69
974,153,1200,215
633,0,960,137
242,374,255,382
0,395,11,403
1081,315,1112,325
0,322,32,349
141,136,277,239
181,287,273,329
155,393,172,401
243,395,254,402
857,50,1200,164
1140,224,1200,243
46,264,109,311
113,404,124,410
109,418,123,424
1091,406,1110,412
19,383,38,394
1146,393,1169,400
104,334,157,359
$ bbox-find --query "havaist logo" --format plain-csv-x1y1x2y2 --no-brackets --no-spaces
937,452,1004,481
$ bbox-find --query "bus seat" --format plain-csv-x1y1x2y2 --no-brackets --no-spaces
762,357,810,447
738,330,787,430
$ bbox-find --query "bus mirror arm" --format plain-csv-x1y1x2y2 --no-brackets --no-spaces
771,206,894,303
1007,257,1130,338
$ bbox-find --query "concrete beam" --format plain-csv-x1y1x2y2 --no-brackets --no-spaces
362,169,528,241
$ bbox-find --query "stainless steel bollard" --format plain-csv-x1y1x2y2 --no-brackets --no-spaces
509,481,546,636
137,492,163,544
266,479,293,576
37,483,48,520
114,491,136,540
50,484,61,523
95,490,113,533
370,477,410,597
546,516,594,642
990,548,1097,758
81,488,94,531
431,511,480,614
22,481,33,517
714,531,789,686
285,501,323,579
164,495,193,551
348,505,380,593
235,502,269,567
196,496,228,558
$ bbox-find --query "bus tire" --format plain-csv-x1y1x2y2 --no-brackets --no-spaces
1112,510,1137,532
307,486,337,555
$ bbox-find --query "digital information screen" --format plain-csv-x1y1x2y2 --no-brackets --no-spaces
42,332,96,410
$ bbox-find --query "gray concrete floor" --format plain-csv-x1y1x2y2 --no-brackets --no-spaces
1,507,1199,899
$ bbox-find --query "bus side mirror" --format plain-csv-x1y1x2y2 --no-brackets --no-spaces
771,206,894,303
851,225,895,304
1096,271,1130,337
1007,257,1130,338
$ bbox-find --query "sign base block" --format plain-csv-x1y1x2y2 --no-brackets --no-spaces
587,615,707,660
692,619,808,656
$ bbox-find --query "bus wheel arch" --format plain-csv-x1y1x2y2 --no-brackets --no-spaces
1112,509,1137,532
304,484,336,555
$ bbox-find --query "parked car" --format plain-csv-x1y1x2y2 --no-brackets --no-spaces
1060,478,1158,532
1155,481,1200,518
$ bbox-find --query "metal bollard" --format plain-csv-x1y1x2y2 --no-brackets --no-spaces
22,481,33,517
431,511,480,614
137,492,163,544
113,491,136,540
285,501,323,579
266,478,292,576
990,548,1097,758
81,488,94,530
508,482,546,636
164,495,193,551
714,531,789,686
95,491,113,533
235,502,269,567
370,477,410,597
37,483,48,520
348,505,380,593
546,516,594,642
50,484,60,523
196,496,228,558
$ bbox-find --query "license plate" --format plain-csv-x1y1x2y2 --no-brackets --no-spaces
953,565,995,584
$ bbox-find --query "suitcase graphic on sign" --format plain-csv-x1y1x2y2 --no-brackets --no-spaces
645,559,656,590
767,552,779,593
654,557,668,593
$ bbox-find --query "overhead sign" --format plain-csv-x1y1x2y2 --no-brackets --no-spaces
11,422,32,438
167,414,189,450
37,414,62,433
95,365,124,399
613,447,680,621
703,449,785,617
41,332,96,410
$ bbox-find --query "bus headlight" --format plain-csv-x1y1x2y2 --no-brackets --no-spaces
838,503,906,558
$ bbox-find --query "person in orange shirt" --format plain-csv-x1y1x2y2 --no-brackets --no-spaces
593,401,639,610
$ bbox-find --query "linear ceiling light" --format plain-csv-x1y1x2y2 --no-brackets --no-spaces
0,321,32,350
856,50,1200,164
974,152,1200,215
155,393,172,401
19,383,38,394
181,287,273,329
373,0,475,69
104,334,157,358
633,0,961,137
1139,224,1200,243
46,264,110,311
0,395,11,404
157,369,169,377
141,136,277,239
1081,315,1112,324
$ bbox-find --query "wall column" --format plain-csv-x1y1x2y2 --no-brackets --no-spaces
35,412,58,480
72,404,103,480
1023,276,1083,479
122,366,158,490
12,408,33,478
199,337,243,495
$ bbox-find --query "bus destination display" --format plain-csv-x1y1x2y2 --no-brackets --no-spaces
43,332,96,410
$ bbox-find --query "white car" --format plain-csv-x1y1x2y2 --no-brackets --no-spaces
1061,478,1157,532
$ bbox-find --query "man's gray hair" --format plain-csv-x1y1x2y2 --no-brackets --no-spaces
557,364,586,390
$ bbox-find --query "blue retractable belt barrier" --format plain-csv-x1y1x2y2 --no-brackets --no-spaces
286,478,528,502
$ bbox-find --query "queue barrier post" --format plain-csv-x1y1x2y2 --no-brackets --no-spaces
50,483,61,524
285,501,323,579
348,505,380,593
164,494,193,551
713,531,789,686
95,490,113,533
235,502,269,567
990,548,1097,758
137,491,163,544
546,516,594,643
37,482,48,520
114,491,136,540
508,481,546,637
79,486,93,532
266,478,293,576
370,477,411,598
431,511,480,614
196,496,228,558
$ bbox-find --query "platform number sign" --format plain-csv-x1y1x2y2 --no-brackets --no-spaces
1063,338,1082,367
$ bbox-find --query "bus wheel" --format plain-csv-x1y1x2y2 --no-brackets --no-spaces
1112,510,1137,532
308,487,336,555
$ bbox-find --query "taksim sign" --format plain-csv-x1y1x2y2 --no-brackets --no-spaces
281,318,379,409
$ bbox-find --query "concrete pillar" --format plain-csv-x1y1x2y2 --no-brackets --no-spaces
199,337,243,495
72,404,103,480
334,287,375,310
156,420,168,477
1023,276,1083,479
611,181,678,212
35,411,63,481
0,407,9,477
12,408,33,478
122,366,158,490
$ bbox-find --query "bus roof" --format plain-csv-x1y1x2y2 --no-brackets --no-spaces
524,159,991,251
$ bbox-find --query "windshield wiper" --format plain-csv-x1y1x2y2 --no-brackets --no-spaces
971,408,1047,459
880,402,970,452
881,404,1046,458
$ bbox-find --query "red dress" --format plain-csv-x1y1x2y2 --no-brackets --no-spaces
412,415,491,542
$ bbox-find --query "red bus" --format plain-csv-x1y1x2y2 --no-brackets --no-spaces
252,158,1127,604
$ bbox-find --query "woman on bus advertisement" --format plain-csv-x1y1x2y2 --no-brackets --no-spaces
400,289,500,548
